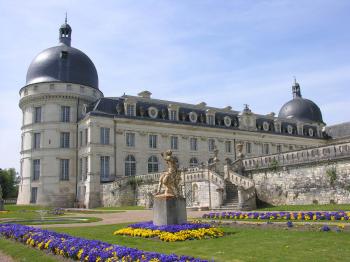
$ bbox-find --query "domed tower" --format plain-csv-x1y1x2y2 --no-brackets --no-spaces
17,18,103,207
278,80,324,123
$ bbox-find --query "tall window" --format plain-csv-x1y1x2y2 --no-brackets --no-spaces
60,132,70,148
84,128,88,145
79,158,83,181
169,110,177,121
225,141,231,153
170,136,178,150
189,157,198,167
207,115,215,125
148,155,159,173
246,142,252,154
277,145,282,153
32,159,40,181
61,106,70,122
84,157,88,180
33,133,41,149
79,131,83,147
126,104,135,116
30,187,38,203
149,134,157,149
190,137,198,151
60,159,69,181
100,127,110,145
125,155,136,176
34,107,42,123
208,139,215,152
126,132,135,147
263,144,269,155
100,156,110,179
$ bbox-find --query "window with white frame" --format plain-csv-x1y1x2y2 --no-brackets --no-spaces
60,159,69,181
61,106,70,122
126,104,135,116
32,159,40,181
263,144,269,155
190,137,198,151
246,142,252,154
125,155,136,176
207,115,215,125
60,132,70,148
148,155,159,173
225,141,231,153
170,136,178,150
34,107,42,123
277,145,282,153
100,156,110,179
84,128,88,145
126,132,135,147
30,187,38,203
149,134,157,149
84,157,88,179
189,157,198,167
100,127,110,145
208,139,215,152
169,110,177,121
79,131,83,147
33,133,41,149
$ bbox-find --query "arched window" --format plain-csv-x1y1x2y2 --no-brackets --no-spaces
125,155,136,176
189,157,198,167
148,155,159,173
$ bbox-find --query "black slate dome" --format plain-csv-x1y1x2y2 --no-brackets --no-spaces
25,20,99,89
278,81,323,123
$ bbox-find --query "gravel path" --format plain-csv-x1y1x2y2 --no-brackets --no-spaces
0,250,15,262
37,210,208,228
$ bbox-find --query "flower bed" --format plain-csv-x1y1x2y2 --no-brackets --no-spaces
202,211,350,221
0,223,209,262
114,221,224,242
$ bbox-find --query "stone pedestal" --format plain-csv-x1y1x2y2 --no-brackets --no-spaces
0,199,4,211
153,195,187,226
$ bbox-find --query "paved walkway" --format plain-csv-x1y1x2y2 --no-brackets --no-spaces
40,210,208,228
0,251,15,262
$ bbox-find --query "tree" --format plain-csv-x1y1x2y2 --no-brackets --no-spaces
0,168,18,199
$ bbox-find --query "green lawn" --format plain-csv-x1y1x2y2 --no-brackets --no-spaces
0,238,59,262
49,223,350,262
255,204,350,211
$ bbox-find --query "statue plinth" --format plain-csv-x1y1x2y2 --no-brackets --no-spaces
153,195,187,226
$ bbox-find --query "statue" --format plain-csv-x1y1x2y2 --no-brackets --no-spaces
156,150,181,197
231,143,245,176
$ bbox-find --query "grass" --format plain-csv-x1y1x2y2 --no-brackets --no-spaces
92,206,145,211
50,223,350,262
0,205,56,220
255,204,350,211
0,238,60,262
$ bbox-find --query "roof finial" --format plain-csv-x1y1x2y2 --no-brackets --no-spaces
65,12,68,24
292,76,301,98
293,76,297,85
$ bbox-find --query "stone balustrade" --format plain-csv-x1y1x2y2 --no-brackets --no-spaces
243,141,350,170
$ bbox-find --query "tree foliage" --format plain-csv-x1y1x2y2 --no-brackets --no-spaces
0,168,18,199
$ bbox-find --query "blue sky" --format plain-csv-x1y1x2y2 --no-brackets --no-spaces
0,0,349,171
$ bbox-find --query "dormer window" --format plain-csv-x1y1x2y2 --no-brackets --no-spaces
206,109,215,126
168,104,179,121
169,110,177,121
207,115,215,125
126,104,135,116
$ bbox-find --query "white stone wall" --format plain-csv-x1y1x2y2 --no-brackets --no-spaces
252,160,350,205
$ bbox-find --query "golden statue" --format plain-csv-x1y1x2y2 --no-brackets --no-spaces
156,150,181,197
